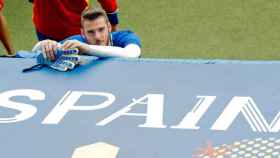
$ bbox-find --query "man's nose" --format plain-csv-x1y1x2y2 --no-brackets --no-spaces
94,31,102,40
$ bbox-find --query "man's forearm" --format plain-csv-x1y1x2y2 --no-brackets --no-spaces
0,13,14,55
82,44,141,58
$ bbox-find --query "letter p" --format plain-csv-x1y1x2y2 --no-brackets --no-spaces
42,91,115,124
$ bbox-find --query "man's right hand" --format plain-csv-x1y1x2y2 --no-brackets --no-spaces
40,39,59,61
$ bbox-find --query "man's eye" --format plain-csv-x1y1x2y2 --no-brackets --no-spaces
98,28,105,32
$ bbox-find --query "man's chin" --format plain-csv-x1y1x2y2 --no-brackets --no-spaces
95,42,106,46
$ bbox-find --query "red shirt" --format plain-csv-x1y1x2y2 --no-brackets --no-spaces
33,0,118,41
97,0,118,13
0,0,4,11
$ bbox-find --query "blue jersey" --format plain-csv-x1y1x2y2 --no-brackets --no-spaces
62,30,141,48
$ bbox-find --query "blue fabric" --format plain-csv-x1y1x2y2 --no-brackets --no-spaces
107,12,119,25
16,50,40,58
63,30,141,48
22,49,84,72
111,30,141,48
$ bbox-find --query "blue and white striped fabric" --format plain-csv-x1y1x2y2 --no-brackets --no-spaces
20,49,95,72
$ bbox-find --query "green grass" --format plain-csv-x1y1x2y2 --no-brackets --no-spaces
3,0,280,60
3,0,35,55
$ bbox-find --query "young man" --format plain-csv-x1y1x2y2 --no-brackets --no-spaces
30,0,119,41
32,8,141,59
0,0,14,56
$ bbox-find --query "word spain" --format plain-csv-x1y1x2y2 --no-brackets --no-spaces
0,89,279,133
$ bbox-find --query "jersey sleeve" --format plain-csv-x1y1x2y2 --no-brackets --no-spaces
97,0,119,25
112,30,141,48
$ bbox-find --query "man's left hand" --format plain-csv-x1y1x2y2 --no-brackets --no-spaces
61,40,88,53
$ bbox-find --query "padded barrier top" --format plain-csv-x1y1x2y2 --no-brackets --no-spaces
0,57,279,158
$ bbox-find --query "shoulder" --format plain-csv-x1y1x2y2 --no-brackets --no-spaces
112,30,141,48
59,35,87,44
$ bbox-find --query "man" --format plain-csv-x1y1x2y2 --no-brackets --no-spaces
32,8,141,59
0,0,14,56
30,0,119,41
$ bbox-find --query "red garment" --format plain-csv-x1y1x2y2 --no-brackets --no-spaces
0,0,4,11
97,0,118,13
33,0,118,41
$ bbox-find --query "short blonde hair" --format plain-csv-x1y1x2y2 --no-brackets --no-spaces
81,7,109,27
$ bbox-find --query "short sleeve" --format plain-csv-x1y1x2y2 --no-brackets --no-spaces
112,30,141,48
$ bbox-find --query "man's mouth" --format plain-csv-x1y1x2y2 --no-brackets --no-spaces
95,41,101,45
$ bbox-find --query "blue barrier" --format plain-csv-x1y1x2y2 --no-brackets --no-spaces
0,57,280,158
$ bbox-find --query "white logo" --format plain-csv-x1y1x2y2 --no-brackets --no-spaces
0,89,279,133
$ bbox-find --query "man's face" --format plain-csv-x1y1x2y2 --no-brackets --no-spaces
81,17,111,45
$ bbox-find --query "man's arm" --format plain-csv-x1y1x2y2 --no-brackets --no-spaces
61,40,141,58
32,38,141,60
97,0,119,32
83,44,141,58
0,11,14,55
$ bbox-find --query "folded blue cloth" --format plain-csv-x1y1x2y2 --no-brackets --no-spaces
22,49,82,72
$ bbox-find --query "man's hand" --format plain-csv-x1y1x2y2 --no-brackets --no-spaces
61,40,88,53
40,39,59,61
36,48,80,72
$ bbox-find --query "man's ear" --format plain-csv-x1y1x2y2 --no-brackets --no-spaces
81,28,86,38
108,22,112,32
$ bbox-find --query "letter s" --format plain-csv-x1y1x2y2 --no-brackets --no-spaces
0,89,45,123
